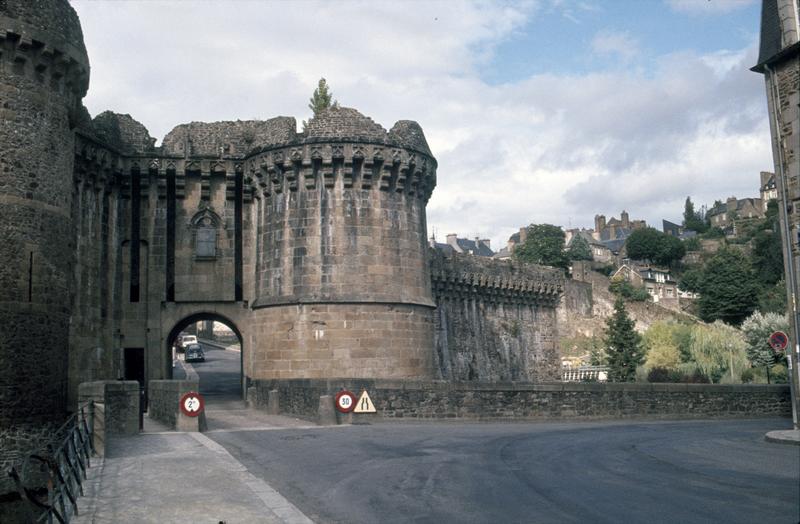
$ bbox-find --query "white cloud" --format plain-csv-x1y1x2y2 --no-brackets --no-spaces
591,30,640,62
71,1,773,250
666,0,756,15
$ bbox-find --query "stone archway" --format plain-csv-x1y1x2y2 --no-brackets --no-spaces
165,311,245,401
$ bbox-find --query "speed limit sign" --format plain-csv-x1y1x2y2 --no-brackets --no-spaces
179,392,205,417
334,390,356,413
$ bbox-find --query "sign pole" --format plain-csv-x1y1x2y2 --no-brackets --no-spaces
769,330,796,426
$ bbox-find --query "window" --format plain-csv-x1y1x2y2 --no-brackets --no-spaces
196,218,216,258
190,207,222,260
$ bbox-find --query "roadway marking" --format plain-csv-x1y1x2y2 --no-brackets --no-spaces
188,432,315,523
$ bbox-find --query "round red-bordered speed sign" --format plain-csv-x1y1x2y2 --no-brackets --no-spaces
179,391,205,417
769,331,789,352
335,390,356,413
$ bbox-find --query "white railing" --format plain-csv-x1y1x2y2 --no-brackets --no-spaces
562,366,609,382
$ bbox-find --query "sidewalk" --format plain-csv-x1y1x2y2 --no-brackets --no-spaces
765,428,800,446
73,425,315,524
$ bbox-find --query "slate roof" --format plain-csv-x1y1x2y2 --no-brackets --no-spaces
455,238,494,257
662,219,681,236
601,238,626,254
432,242,456,255
493,246,512,259
598,226,632,241
706,198,762,217
752,0,800,72
568,230,604,248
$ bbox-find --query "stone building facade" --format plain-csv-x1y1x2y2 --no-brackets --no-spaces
752,0,800,426
0,0,565,434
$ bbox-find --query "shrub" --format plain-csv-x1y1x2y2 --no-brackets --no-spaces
647,367,671,383
609,278,650,302
595,264,616,277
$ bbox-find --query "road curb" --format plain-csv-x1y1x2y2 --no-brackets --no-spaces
188,433,315,523
764,429,800,446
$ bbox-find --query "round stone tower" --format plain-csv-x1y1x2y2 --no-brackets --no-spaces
247,107,438,380
0,0,89,424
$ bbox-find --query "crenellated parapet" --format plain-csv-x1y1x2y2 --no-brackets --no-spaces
245,141,437,203
0,1,90,125
430,250,564,307
73,131,125,193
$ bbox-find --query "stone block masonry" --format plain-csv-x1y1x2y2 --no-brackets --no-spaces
431,250,564,382
253,379,791,421
1,1,570,439
0,0,90,426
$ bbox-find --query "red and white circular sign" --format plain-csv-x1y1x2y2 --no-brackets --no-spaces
335,390,356,413
769,331,789,352
179,391,205,417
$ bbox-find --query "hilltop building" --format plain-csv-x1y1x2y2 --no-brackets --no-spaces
430,234,494,257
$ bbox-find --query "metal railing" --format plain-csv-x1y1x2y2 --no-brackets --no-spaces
7,402,95,523
562,366,609,382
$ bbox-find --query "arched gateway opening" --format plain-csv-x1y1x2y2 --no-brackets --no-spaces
166,313,244,405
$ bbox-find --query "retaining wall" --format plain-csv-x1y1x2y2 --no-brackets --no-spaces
148,379,203,431
251,379,791,421
78,381,139,435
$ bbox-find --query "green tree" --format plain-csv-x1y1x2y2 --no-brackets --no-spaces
689,322,749,383
642,322,681,370
656,234,686,267
670,322,694,363
758,279,787,314
697,248,759,325
683,235,701,252
683,196,707,233
741,311,789,382
514,223,569,270
308,77,336,115
303,78,338,129
678,268,703,294
567,234,593,261
751,229,783,285
625,227,685,267
604,299,645,382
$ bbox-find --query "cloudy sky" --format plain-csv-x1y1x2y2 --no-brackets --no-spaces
72,0,773,249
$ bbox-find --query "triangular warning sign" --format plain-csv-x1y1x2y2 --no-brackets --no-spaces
353,390,376,413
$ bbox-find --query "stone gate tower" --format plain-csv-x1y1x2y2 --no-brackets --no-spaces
247,109,438,379
0,0,89,425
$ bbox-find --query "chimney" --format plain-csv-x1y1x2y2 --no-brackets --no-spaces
595,214,606,233
760,171,773,188
479,238,491,250
519,227,528,244
726,197,737,212
621,210,629,228
446,234,461,253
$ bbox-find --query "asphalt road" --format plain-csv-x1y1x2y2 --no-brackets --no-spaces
173,343,242,403
208,418,800,524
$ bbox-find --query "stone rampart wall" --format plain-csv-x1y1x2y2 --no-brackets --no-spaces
78,381,139,435
148,379,198,429
252,379,791,421
431,251,564,382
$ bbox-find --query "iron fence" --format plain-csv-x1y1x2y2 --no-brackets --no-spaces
7,403,95,523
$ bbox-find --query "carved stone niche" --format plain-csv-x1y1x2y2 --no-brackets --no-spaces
189,205,222,260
